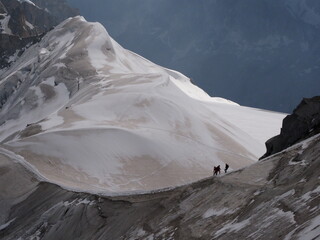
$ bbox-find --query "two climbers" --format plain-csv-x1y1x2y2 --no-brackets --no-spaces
213,163,229,176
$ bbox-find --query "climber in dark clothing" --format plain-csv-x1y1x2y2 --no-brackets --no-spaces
225,163,229,173
213,165,221,175
216,165,221,174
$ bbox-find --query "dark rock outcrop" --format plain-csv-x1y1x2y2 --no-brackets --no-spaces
261,96,320,159
0,33,43,69
0,0,56,37
0,1,6,14
0,0,78,69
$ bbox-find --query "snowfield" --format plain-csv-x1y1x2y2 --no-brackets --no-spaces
0,16,285,193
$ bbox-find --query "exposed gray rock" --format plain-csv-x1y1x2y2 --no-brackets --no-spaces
1,0,56,37
0,0,78,69
0,33,42,69
261,96,320,159
0,1,5,14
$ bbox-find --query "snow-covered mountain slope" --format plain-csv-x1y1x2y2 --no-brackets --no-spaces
0,16,285,193
1,130,319,239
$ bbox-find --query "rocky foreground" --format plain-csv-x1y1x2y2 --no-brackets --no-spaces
0,130,319,239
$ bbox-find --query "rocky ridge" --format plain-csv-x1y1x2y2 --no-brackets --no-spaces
261,96,320,159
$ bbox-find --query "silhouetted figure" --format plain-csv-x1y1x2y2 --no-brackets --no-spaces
213,167,217,176
225,163,229,173
216,165,221,175
213,165,221,175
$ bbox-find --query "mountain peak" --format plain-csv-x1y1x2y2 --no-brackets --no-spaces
0,3,318,239
0,16,285,193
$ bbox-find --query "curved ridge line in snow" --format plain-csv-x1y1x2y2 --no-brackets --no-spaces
13,125,256,160
0,147,48,182
0,144,196,197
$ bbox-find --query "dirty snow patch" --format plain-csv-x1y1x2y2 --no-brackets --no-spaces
301,186,320,202
63,198,95,207
214,218,251,237
203,208,233,218
0,218,16,231
0,14,12,35
25,20,35,30
289,158,307,166
17,0,36,6
86,23,111,70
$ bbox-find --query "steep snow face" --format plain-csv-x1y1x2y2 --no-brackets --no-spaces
0,17,285,193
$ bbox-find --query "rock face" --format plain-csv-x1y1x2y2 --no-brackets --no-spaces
0,33,43,69
0,0,56,37
0,0,78,68
0,2,6,14
261,96,320,159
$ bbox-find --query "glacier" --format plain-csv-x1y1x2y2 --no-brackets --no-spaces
0,16,285,194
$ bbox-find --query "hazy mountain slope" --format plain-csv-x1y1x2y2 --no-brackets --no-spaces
0,17,285,193
0,132,319,240
67,0,320,112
